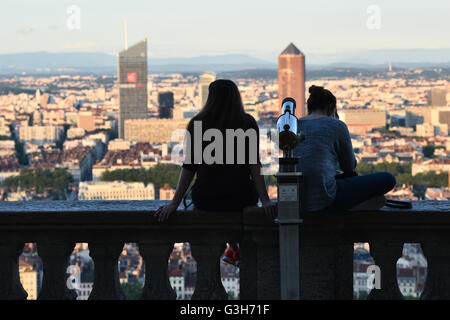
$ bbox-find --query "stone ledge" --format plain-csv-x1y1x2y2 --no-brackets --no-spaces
0,200,449,231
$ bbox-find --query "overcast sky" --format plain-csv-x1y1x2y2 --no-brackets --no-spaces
1,0,449,61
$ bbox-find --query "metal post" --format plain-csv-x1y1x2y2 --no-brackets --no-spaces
275,97,304,300
276,158,302,300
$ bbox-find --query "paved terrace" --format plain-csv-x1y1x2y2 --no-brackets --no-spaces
0,200,449,300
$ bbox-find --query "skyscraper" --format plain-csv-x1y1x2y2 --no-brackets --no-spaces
118,39,148,139
278,43,305,118
158,92,174,119
427,88,447,107
198,72,216,108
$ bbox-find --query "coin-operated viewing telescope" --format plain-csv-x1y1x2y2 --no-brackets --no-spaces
275,97,305,300
277,98,306,161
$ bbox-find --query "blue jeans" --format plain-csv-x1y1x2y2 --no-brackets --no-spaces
324,172,396,211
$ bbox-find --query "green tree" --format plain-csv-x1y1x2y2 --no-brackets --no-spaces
356,162,374,175
2,168,73,197
265,175,277,186
422,145,435,158
355,161,447,192
355,291,369,300
121,282,143,300
100,164,181,189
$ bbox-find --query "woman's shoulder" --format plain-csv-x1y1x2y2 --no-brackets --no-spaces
244,113,259,129
298,116,349,134
328,117,347,127
327,118,350,135
298,116,345,125
314,116,347,127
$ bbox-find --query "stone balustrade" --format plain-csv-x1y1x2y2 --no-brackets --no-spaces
0,200,449,300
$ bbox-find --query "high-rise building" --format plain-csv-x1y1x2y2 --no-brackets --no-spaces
416,123,448,137
199,72,216,108
278,43,305,118
158,92,174,119
427,88,447,107
430,107,450,134
17,125,62,145
405,107,432,127
77,111,95,132
35,89,42,104
339,110,386,135
118,39,148,140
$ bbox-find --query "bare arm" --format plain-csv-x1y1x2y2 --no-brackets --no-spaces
250,164,270,203
250,164,277,218
171,168,195,207
155,168,195,221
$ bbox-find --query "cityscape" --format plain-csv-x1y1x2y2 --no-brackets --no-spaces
0,2,449,299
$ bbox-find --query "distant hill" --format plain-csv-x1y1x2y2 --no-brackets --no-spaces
0,49,449,75
0,52,115,73
0,52,275,74
307,48,450,67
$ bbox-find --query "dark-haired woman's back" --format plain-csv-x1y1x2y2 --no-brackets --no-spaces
155,79,276,221
183,113,259,211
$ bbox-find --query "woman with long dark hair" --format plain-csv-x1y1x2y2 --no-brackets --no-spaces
294,85,397,212
155,79,276,263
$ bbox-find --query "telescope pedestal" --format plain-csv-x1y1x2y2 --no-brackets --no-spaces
276,157,302,300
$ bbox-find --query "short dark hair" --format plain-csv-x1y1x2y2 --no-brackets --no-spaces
307,85,337,116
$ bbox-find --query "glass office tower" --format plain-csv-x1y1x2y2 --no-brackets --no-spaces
118,39,148,139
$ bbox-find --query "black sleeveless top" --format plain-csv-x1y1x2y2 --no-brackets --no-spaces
182,114,260,210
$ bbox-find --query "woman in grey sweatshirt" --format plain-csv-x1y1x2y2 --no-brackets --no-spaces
293,86,396,212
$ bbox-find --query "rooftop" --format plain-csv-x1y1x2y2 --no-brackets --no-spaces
280,43,304,56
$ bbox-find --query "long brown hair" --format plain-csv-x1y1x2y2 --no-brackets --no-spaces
187,79,247,134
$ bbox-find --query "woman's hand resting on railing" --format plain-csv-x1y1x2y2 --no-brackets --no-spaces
155,168,195,222
262,200,277,219
154,202,178,222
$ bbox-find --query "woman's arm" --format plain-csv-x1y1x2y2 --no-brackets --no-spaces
336,122,357,173
250,164,277,219
155,168,195,221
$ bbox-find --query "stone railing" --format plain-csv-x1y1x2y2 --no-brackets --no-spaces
0,200,448,300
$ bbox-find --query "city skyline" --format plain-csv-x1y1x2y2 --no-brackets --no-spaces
1,0,450,303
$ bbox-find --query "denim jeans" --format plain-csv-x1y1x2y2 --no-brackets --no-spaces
324,172,397,212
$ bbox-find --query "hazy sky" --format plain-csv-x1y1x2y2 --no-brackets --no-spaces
1,0,449,61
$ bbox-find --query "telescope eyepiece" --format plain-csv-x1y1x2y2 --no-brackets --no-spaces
281,97,296,115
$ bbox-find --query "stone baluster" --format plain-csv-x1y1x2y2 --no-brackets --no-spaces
190,242,228,300
37,242,77,300
298,242,352,300
88,242,125,300
420,242,450,300
254,237,280,300
139,242,176,300
239,235,257,300
367,241,404,300
0,242,27,300
242,226,280,300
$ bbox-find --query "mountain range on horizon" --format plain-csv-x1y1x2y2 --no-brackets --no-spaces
0,48,449,74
